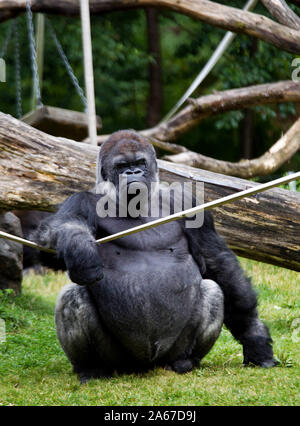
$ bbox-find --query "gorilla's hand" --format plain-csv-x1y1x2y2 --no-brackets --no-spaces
64,239,104,286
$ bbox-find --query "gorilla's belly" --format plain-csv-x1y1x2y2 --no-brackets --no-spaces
90,253,201,363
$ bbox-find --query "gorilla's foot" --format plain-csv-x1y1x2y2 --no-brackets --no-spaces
242,335,278,368
75,366,112,384
166,359,194,374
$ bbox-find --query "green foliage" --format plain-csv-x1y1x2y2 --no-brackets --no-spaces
0,3,299,170
0,260,299,406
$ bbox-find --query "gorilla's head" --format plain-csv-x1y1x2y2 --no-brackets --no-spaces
97,130,158,190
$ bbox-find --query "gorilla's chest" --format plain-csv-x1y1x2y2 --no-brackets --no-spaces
91,218,201,360
97,217,192,272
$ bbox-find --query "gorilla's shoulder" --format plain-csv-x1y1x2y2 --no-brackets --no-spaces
58,191,99,217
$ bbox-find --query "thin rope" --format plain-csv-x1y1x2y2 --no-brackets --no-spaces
45,16,87,111
26,0,43,108
0,20,15,58
161,0,258,123
14,18,23,118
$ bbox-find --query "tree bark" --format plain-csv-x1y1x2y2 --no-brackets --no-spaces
0,112,299,271
164,116,300,178
1,0,300,54
261,0,300,29
146,8,163,127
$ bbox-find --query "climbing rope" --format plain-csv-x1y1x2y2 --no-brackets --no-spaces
0,20,15,58
14,18,23,118
45,17,87,111
26,0,43,108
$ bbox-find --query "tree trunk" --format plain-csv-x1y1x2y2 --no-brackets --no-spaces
146,8,163,127
1,0,300,54
240,109,253,159
0,112,299,271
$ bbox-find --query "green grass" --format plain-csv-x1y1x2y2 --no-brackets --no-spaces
0,259,299,406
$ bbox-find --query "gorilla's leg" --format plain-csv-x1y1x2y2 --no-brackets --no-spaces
184,212,277,367
165,279,224,374
55,284,125,383
192,279,224,363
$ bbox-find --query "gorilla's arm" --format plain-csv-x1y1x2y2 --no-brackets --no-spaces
183,211,276,367
33,192,104,285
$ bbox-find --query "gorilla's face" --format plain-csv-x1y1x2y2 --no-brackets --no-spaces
98,131,158,192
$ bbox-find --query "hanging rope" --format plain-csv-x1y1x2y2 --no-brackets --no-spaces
0,20,15,58
161,0,258,123
14,18,23,118
45,17,87,111
26,0,43,108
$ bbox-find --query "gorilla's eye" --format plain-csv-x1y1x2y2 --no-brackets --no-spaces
115,162,127,170
136,159,146,167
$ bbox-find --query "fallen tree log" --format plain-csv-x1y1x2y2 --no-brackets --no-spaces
1,0,300,54
0,112,299,271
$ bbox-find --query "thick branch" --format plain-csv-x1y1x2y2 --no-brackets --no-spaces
142,80,300,142
1,1,300,54
92,81,300,149
164,117,300,178
261,0,300,29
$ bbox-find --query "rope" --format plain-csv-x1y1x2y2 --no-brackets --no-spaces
45,17,87,111
161,0,258,123
0,171,299,253
14,18,23,118
26,0,43,108
0,20,15,58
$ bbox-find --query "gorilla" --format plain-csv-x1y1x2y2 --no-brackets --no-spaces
34,130,276,383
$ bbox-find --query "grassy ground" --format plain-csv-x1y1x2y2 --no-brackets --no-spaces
0,258,299,406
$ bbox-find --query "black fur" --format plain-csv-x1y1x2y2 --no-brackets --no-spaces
33,130,276,382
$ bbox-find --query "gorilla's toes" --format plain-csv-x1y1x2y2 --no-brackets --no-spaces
168,359,194,374
260,359,278,368
243,358,278,368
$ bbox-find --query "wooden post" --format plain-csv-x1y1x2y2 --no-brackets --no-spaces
80,0,97,147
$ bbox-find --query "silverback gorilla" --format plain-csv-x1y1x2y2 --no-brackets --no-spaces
34,130,276,383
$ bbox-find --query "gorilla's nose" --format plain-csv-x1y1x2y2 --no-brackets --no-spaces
124,168,143,177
